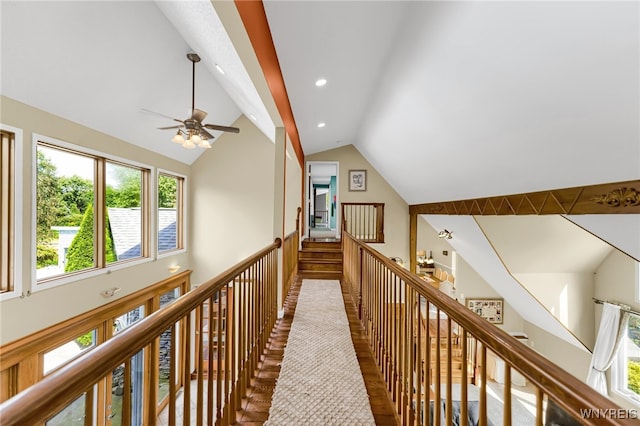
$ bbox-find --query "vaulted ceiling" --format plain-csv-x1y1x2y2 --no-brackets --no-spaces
2,1,637,206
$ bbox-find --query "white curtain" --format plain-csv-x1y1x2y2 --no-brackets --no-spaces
586,303,630,395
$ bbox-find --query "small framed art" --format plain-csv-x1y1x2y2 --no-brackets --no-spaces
348,170,367,191
466,298,504,324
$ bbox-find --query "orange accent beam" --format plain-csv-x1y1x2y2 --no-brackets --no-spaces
234,0,305,168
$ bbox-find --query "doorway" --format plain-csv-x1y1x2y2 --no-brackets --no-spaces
306,161,339,239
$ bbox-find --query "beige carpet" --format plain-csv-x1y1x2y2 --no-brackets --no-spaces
265,279,376,426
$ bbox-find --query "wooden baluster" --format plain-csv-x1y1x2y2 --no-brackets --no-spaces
168,324,176,426
461,329,468,426
504,365,512,426
479,345,487,426
122,360,131,426
196,304,204,426
536,389,543,426
445,317,453,426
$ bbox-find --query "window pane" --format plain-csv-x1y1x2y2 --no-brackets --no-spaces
626,315,640,398
44,330,96,374
46,393,86,425
36,145,95,280
106,162,142,262
158,173,182,253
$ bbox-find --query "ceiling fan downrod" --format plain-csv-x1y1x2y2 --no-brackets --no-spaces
186,53,201,114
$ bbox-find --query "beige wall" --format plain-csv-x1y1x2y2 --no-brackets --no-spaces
307,144,409,260
514,272,595,349
189,115,276,287
0,96,191,344
524,321,592,381
285,137,302,235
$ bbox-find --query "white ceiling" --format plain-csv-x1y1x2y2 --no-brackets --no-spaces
2,1,638,205
0,0,272,165
265,1,640,204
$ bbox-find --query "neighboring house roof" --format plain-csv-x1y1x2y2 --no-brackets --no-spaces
107,208,176,260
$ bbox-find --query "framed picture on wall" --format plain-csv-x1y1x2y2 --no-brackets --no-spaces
466,298,504,324
348,170,367,191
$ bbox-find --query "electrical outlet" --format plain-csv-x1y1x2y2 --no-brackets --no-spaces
443,250,448,256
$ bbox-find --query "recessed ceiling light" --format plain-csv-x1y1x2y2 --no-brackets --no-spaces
317,122,326,128
215,64,225,75
315,78,327,87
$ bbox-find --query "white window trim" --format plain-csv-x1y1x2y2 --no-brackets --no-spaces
31,134,153,293
611,314,640,408
156,168,187,259
0,124,23,301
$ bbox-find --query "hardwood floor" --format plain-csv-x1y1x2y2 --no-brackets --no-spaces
235,273,399,425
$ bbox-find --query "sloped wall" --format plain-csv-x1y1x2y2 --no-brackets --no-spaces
307,144,409,260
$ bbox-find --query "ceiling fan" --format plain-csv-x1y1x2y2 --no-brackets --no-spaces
143,53,240,149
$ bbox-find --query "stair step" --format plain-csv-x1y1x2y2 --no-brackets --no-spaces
301,240,341,250
299,249,342,261
299,260,343,272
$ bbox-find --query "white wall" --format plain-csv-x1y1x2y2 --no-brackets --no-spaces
307,144,409,260
456,256,525,333
189,115,276,286
0,96,191,344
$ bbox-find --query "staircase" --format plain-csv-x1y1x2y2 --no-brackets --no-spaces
427,337,471,384
298,238,343,279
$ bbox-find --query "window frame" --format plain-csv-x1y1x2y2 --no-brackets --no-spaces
156,169,187,258
0,124,23,301
612,311,640,408
32,134,153,292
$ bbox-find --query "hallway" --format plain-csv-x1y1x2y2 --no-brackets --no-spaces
236,274,398,425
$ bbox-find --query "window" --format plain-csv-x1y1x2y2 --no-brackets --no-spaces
1,130,15,293
35,138,150,285
157,172,185,254
613,313,640,405
1,126,22,299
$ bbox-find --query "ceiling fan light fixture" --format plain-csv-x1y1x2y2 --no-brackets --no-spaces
198,139,212,149
149,53,240,149
182,139,196,149
171,131,185,144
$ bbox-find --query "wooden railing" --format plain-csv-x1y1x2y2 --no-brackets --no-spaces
342,202,384,243
0,239,281,425
282,206,301,299
0,271,191,408
343,231,635,426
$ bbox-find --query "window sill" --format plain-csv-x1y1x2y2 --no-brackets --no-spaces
33,257,153,293
612,388,640,409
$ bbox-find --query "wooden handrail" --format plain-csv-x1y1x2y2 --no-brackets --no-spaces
343,231,635,426
0,239,282,425
0,270,191,370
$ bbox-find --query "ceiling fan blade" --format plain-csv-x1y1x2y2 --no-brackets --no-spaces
204,123,240,133
141,108,183,124
201,129,215,140
158,125,183,130
191,108,207,122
